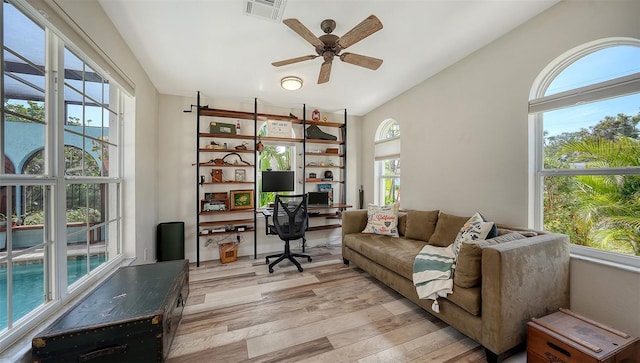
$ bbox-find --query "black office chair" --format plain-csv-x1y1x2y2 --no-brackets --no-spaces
265,194,312,273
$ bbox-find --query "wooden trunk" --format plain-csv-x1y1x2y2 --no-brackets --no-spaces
32,260,189,362
527,308,640,363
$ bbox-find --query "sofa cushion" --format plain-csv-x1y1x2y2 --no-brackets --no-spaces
397,212,408,236
343,233,426,280
429,213,470,247
447,285,482,316
362,203,400,237
404,210,439,242
454,232,526,288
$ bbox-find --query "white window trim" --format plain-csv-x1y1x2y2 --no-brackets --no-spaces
1,0,126,350
529,38,640,270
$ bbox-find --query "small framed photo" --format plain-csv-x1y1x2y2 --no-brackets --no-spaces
204,192,214,200
230,190,254,210
235,169,246,182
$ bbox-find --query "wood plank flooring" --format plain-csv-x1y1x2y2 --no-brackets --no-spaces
168,247,525,363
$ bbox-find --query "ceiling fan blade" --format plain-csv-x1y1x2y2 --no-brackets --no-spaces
337,15,383,49
272,55,318,67
339,52,383,70
283,18,325,48
318,61,332,84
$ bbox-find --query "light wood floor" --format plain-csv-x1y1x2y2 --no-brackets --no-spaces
168,246,526,363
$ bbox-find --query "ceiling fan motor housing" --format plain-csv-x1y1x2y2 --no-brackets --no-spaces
317,34,340,58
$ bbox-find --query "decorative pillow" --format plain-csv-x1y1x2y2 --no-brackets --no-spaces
454,232,526,288
404,210,439,242
362,203,399,237
454,240,495,288
451,213,495,257
429,213,471,247
488,231,527,243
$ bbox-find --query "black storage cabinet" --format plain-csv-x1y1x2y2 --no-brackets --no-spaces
32,260,189,362
157,222,185,261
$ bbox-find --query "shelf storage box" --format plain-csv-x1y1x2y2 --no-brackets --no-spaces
209,121,236,134
219,242,238,263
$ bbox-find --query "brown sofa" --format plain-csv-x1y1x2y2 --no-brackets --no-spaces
341,209,570,363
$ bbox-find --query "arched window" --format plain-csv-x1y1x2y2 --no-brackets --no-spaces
529,39,640,264
374,119,400,205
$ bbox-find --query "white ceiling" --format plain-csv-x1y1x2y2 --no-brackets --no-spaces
98,0,558,116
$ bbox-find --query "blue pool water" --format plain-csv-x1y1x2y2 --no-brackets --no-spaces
1,255,105,329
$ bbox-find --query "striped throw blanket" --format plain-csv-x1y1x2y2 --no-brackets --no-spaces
412,244,456,313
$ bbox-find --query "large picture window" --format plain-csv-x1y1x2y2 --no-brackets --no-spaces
530,40,640,265
1,1,125,346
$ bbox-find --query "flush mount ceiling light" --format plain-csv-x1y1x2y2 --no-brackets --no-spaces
281,76,303,91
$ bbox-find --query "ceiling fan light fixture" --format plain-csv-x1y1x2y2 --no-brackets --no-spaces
281,76,303,91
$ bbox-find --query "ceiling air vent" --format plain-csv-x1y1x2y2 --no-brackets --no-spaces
244,0,287,22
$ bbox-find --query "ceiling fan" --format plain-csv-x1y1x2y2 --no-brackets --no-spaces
272,15,383,84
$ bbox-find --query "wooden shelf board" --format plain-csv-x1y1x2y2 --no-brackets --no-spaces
199,108,304,124
199,148,254,153
307,224,342,231
305,139,344,145
200,181,254,185
305,152,344,157
198,163,254,167
199,108,254,119
257,113,301,123
199,227,254,237
259,136,304,143
304,165,344,169
305,180,344,184
200,209,252,215
200,133,255,140
304,120,344,128
199,218,255,227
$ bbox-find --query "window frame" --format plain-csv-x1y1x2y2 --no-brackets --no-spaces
1,0,126,349
529,38,640,270
374,119,400,205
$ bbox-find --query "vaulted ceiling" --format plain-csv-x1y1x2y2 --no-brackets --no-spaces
99,0,558,115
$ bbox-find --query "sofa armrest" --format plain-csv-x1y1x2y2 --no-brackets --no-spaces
341,209,368,237
480,233,570,355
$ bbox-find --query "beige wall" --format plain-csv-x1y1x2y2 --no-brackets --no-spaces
361,1,640,335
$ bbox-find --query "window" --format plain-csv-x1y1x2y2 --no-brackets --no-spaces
1,1,126,345
257,123,294,207
529,39,640,265
374,119,400,205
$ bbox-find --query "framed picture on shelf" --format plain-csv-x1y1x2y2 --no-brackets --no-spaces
267,120,291,137
235,169,246,182
230,190,254,210
204,192,214,200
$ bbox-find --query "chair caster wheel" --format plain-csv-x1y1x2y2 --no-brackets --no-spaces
297,266,303,272
307,257,312,262
269,268,274,273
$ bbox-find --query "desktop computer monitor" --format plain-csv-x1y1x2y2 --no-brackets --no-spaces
261,170,295,193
